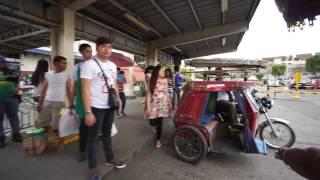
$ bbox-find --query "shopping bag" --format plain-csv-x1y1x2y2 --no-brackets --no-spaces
111,123,118,137
58,109,79,137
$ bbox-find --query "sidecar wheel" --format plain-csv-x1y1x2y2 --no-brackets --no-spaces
173,126,207,164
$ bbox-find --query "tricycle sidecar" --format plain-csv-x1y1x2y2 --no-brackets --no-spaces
173,81,265,163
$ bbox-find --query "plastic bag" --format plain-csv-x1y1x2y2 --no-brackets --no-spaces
58,109,79,137
111,123,118,137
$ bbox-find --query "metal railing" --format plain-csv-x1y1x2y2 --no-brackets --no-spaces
4,93,36,133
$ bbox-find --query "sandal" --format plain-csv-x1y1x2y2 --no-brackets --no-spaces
155,141,161,148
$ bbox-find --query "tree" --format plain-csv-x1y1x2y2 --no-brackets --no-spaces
134,55,146,68
305,55,320,75
272,64,287,77
256,73,264,81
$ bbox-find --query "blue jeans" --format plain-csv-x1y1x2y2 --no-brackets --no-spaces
119,92,126,113
0,97,20,136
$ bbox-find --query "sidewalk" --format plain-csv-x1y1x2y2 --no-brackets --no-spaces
0,97,153,180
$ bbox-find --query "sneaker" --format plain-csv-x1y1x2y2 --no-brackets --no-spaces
155,141,162,148
105,159,126,169
12,133,22,143
121,112,127,117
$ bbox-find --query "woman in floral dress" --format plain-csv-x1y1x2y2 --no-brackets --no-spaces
145,65,170,148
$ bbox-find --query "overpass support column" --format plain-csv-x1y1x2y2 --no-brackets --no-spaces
50,8,75,73
147,47,158,66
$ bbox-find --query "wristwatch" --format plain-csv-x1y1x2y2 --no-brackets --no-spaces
85,111,92,115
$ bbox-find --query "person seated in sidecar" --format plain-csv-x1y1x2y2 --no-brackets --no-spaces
216,91,237,124
215,68,237,124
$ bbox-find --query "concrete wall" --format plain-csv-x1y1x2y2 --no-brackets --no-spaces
119,65,145,83
20,53,50,73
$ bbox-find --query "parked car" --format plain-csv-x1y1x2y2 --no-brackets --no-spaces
311,80,320,89
289,82,313,89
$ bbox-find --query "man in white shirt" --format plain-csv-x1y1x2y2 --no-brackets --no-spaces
215,69,236,124
81,37,126,180
37,56,72,152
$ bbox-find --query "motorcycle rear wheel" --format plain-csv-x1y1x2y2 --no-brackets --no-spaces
259,121,295,149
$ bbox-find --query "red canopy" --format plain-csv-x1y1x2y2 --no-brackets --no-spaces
109,52,134,67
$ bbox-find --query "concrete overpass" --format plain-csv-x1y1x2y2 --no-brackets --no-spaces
0,0,260,66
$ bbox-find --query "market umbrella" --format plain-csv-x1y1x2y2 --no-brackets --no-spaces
110,52,134,67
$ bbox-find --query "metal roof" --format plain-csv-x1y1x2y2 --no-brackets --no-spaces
0,0,260,59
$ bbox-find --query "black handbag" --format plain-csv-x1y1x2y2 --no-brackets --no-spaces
93,58,120,109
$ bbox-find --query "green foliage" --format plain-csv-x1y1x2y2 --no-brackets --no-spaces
158,63,173,69
305,55,320,74
179,66,192,79
272,64,287,77
134,55,146,68
256,73,264,81
136,81,146,96
194,73,203,79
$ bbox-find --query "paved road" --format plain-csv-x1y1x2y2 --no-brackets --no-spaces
105,93,320,180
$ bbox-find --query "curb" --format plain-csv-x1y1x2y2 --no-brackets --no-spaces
273,90,320,95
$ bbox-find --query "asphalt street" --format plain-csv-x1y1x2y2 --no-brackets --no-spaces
104,93,320,180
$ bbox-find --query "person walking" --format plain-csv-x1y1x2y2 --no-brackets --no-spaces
81,37,126,180
70,43,92,162
174,66,184,108
0,56,22,148
37,56,72,152
31,59,49,102
145,65,170,148
116,67,127,118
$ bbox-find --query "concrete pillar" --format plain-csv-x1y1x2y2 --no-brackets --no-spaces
147,47,158,66
124,66,135,98
50,8,75,73
50,8,75,107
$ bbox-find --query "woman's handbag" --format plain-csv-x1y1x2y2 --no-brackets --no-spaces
93,59,120,109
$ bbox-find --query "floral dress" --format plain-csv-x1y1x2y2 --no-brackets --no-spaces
146,78,170,119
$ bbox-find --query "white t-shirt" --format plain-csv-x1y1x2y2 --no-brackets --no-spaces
80,57,117,109
45,71,68,102
217,91,229,101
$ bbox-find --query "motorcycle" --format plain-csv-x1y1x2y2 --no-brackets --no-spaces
252,89,296,149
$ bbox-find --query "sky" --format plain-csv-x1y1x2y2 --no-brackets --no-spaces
207,0,320,59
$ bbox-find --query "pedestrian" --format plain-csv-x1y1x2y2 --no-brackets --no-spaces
31,59,49,102
0,55,22,148
165,68,174,114
116,67,127,118
145,65,170,148
37,56,72,152
69,43,92,162
81,37,126,180
174,66,184,106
